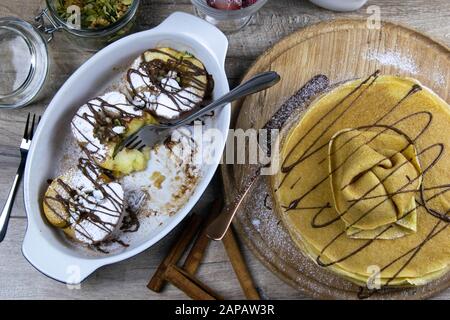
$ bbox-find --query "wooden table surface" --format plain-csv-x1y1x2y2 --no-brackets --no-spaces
0,0,449,300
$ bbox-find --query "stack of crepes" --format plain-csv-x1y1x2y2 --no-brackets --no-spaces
273,75,450,287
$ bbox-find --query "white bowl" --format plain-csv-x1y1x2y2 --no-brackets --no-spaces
309,0,368,11
22,12,229,284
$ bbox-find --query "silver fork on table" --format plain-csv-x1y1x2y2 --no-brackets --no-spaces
116,71,280,154
0,113,40,242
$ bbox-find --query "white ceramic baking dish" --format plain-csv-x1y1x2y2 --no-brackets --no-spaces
22,12,229,284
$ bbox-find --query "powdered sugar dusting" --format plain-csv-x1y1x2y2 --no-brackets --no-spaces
432,72,445,87
120,125,201,217
128,56,204,120
366,50,418,75
54,117,218,255
233,70,450,298
71,92,142,163
236,162,441,299
264,75,330,132
365,49,447,89
72,180,124,244
51,161,125,245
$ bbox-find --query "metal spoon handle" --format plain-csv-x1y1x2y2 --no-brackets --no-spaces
173,71,280,129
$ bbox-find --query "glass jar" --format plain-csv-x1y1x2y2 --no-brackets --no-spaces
191,0,268,33
0,17,49,109
0,0,140,109
37,0,140,48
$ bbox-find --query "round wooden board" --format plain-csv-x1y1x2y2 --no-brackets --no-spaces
222,19,450,299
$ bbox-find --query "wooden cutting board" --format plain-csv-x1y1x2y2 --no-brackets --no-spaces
222,19,450,299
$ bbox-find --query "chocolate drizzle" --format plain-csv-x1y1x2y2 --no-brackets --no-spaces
121,207,140,233
48,48,214,253
43,158,124,244
93,238,130,254
277,71,450,298
127,49,213,120
71,95,142,159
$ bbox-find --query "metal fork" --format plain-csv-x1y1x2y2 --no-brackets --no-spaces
0,113,40,242
116,71,281,154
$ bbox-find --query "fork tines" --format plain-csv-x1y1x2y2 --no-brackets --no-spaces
124,135,146,151
23,113,41,141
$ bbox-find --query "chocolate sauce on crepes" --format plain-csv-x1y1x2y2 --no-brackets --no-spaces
244,74,330,167
275,71,450,298
126,48,213,120
43,158,124,245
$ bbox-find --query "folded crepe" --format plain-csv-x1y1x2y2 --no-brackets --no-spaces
329,129,422,239
272,75,450,287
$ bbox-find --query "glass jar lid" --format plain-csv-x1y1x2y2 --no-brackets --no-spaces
0,17,49,109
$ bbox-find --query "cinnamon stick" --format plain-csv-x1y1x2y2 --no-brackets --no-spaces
147,214,202,292
222,227,260,300
183,198,223,274
165,265,223,300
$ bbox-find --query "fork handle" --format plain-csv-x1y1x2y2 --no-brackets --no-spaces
0,160,25,242
173,71,280,129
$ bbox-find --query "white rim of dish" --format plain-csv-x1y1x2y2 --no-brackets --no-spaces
22,12,230,284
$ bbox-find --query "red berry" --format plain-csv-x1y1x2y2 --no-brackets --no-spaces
207,0,242,10
242,0,257,7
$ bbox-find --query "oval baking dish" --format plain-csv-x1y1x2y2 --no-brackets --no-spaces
22,12,230,284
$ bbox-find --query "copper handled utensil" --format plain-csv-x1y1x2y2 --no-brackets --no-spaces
207,172,260,241
0,113,40,242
